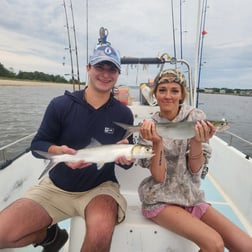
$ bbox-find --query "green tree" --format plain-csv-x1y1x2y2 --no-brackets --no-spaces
0,63,16,78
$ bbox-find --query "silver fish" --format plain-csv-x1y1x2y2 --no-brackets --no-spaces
114,119,229,140
36,143,153,179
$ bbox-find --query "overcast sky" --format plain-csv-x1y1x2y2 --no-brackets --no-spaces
1,0,252,89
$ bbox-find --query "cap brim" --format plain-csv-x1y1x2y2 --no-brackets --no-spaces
90,56,121,70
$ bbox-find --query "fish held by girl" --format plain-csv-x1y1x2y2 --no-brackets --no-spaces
114,119,229,140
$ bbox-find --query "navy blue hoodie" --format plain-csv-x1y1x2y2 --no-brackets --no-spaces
31,89,134,192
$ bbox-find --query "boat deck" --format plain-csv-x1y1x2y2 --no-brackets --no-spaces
1,173,246,252
1,104,251,251
202,175,248,232
67,165,250,252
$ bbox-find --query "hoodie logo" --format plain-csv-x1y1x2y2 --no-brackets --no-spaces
104,127,114,135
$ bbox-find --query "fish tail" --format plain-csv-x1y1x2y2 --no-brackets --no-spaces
38,160,57,179
34,150,58,179
123,129,135,139
113,121,138,138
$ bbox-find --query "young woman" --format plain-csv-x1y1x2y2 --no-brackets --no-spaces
138,68,252,252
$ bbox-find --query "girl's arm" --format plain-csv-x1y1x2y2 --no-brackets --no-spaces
188,120,216,173
140,120,166,182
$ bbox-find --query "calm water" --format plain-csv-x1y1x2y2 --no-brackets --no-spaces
0,85,71,163
198,93,252,156
0,85,71,146
0,85,251,160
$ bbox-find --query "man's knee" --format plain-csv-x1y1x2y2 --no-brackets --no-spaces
87,217,115,239
84,226,114,252
0,230,18,248
86,195,118,226
0,212,18,248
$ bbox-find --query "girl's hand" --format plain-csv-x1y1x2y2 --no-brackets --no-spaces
140,120,162,143
193,120,216,142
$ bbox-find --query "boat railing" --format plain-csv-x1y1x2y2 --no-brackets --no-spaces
0,132,36,170
121,56,194,106
216,130,252,159
226,131,252,146
0,127,251,170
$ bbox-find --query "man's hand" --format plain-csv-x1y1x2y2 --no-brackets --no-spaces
48,144,92,169
115,139,135,165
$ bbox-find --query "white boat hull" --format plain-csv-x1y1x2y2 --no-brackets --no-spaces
209,136,252,233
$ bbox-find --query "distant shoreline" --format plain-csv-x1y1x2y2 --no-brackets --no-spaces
0,79,72,87
1,79,251,97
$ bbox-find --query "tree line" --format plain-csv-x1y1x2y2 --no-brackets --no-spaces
0,62,69,83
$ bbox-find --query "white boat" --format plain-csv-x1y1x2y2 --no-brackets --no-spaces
1,4,252,252
1,61,252,252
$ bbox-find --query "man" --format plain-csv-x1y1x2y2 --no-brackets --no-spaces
0,42,134,252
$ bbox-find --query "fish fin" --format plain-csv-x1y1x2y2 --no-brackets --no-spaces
87,138,102,148
38,160,57,179
123,131,132,139
113,121,138,138
34,150,54,159
96,162,105,170
113,121,129,130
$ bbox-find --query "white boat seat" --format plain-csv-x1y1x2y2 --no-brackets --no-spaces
68,164,199,251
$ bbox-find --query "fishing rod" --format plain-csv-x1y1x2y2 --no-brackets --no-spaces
63,0,76,91
85,0,89,86
194,0,208,108
179,0,183,59
170,0,177,60
193,0,202,107
69,0,81,90
196,0,208,108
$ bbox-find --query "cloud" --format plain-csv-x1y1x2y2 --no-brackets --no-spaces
0,0,252,89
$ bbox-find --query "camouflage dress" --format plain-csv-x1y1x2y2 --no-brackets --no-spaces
138,104,212,212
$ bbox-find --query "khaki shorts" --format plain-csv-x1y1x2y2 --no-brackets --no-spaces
23,177,127,224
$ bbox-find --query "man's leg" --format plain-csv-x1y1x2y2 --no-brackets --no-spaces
34,223,68,252
81,195,118,252
0,198,68,251
0,198,52,248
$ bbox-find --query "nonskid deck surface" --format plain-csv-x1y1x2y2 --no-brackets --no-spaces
201,175,248,233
